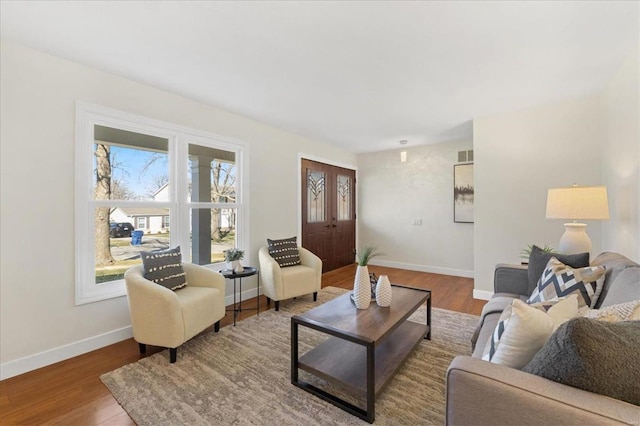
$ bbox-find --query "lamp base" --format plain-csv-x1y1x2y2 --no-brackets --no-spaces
558,223,592,255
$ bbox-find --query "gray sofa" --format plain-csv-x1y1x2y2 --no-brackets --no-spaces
446,252,640,425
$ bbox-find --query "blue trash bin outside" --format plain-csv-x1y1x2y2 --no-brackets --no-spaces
131,230,144,246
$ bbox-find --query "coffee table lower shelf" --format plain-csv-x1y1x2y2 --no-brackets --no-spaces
298,320,428,397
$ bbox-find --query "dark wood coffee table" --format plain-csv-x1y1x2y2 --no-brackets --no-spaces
291,285,431,423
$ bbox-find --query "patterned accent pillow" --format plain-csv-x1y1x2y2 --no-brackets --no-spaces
527,246,590,296
140,246,187,291
581,300,640,322
267,237,301,267
481,295,579,368
527,257,606,308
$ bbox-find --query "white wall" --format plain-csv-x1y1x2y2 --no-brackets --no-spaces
0,41,356,377
357,140,474,277
473,96,603,296
600,49,640,262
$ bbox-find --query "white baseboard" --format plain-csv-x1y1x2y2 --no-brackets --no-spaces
225,286,260,306
473,289,494,301
0,326,133,381
368,259,474,279
1,291,263,380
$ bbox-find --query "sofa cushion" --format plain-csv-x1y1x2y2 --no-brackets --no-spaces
140,246,187,291
592,252,640,308
527,257,606,308
523,317,640,406
527,246,590,295
481,296,578,369
267,236,301,267
599,267,640,307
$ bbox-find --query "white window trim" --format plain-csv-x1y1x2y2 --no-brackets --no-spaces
75,102,249,305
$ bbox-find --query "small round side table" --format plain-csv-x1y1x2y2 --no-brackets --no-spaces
219,266,260,326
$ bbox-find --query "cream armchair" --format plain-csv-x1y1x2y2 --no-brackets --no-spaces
258,246,322,311
124,262,226,363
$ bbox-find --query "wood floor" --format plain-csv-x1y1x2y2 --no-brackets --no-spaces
0,264,485,425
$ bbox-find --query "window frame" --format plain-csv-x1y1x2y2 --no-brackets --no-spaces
75,102,249,305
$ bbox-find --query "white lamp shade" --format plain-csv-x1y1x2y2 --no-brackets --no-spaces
545,186,609,220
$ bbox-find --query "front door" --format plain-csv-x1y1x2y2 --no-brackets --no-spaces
301,159,356,272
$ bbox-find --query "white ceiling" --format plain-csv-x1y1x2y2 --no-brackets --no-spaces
1,1,638,153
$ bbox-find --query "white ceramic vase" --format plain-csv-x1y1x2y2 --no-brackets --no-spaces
353,265,372,309
375,275,392,307
227,260,243,273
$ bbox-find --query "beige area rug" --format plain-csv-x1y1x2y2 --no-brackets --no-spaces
101,287,478,425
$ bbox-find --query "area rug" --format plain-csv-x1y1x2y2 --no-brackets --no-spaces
101,286,478,425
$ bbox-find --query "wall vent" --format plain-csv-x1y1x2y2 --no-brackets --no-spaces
457,150,474,163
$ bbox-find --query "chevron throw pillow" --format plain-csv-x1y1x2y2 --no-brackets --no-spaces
527,257,606,308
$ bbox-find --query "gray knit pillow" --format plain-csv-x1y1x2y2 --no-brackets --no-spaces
267,237,301,267
523,317,640,406
140,246,187,290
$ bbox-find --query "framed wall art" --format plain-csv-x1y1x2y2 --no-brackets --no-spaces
454,163,474,223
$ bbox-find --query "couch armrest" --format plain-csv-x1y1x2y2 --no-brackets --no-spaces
446,356,640,426
494,263,529,296
298,247,322,290
124,266,184,346
182,262,225,294
258,246,284,300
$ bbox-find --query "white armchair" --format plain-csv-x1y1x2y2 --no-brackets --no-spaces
124,262,226,363
258,246,322,311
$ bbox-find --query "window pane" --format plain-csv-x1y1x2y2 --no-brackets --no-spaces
337,174,352,220
93,125,169,201
307,170,326,223
188,144,236,203
95,207,171,284
189,208,237,265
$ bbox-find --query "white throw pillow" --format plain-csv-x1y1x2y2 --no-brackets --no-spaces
482,295,579,369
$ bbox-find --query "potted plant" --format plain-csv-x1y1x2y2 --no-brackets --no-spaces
353,245,383,309
520,244,553,264
224,248,245,272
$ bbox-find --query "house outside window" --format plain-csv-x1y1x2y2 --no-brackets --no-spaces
75,103,248,304
136,216,147,230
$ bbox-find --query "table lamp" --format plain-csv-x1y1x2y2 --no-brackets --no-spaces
545,185,609,255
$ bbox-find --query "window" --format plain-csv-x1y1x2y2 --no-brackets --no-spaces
136,217,148,230
76,103,248,304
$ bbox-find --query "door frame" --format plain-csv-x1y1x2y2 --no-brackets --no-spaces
297,153,359,256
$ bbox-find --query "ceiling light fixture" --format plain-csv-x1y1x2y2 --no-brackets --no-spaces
400,140,408,162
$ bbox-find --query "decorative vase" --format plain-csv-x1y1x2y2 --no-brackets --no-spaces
353,265,372,309
375,275,392,307
227,260,243,272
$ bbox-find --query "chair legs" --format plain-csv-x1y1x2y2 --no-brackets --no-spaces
139,342,179,363
272,293,317,312
214,320,220,332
